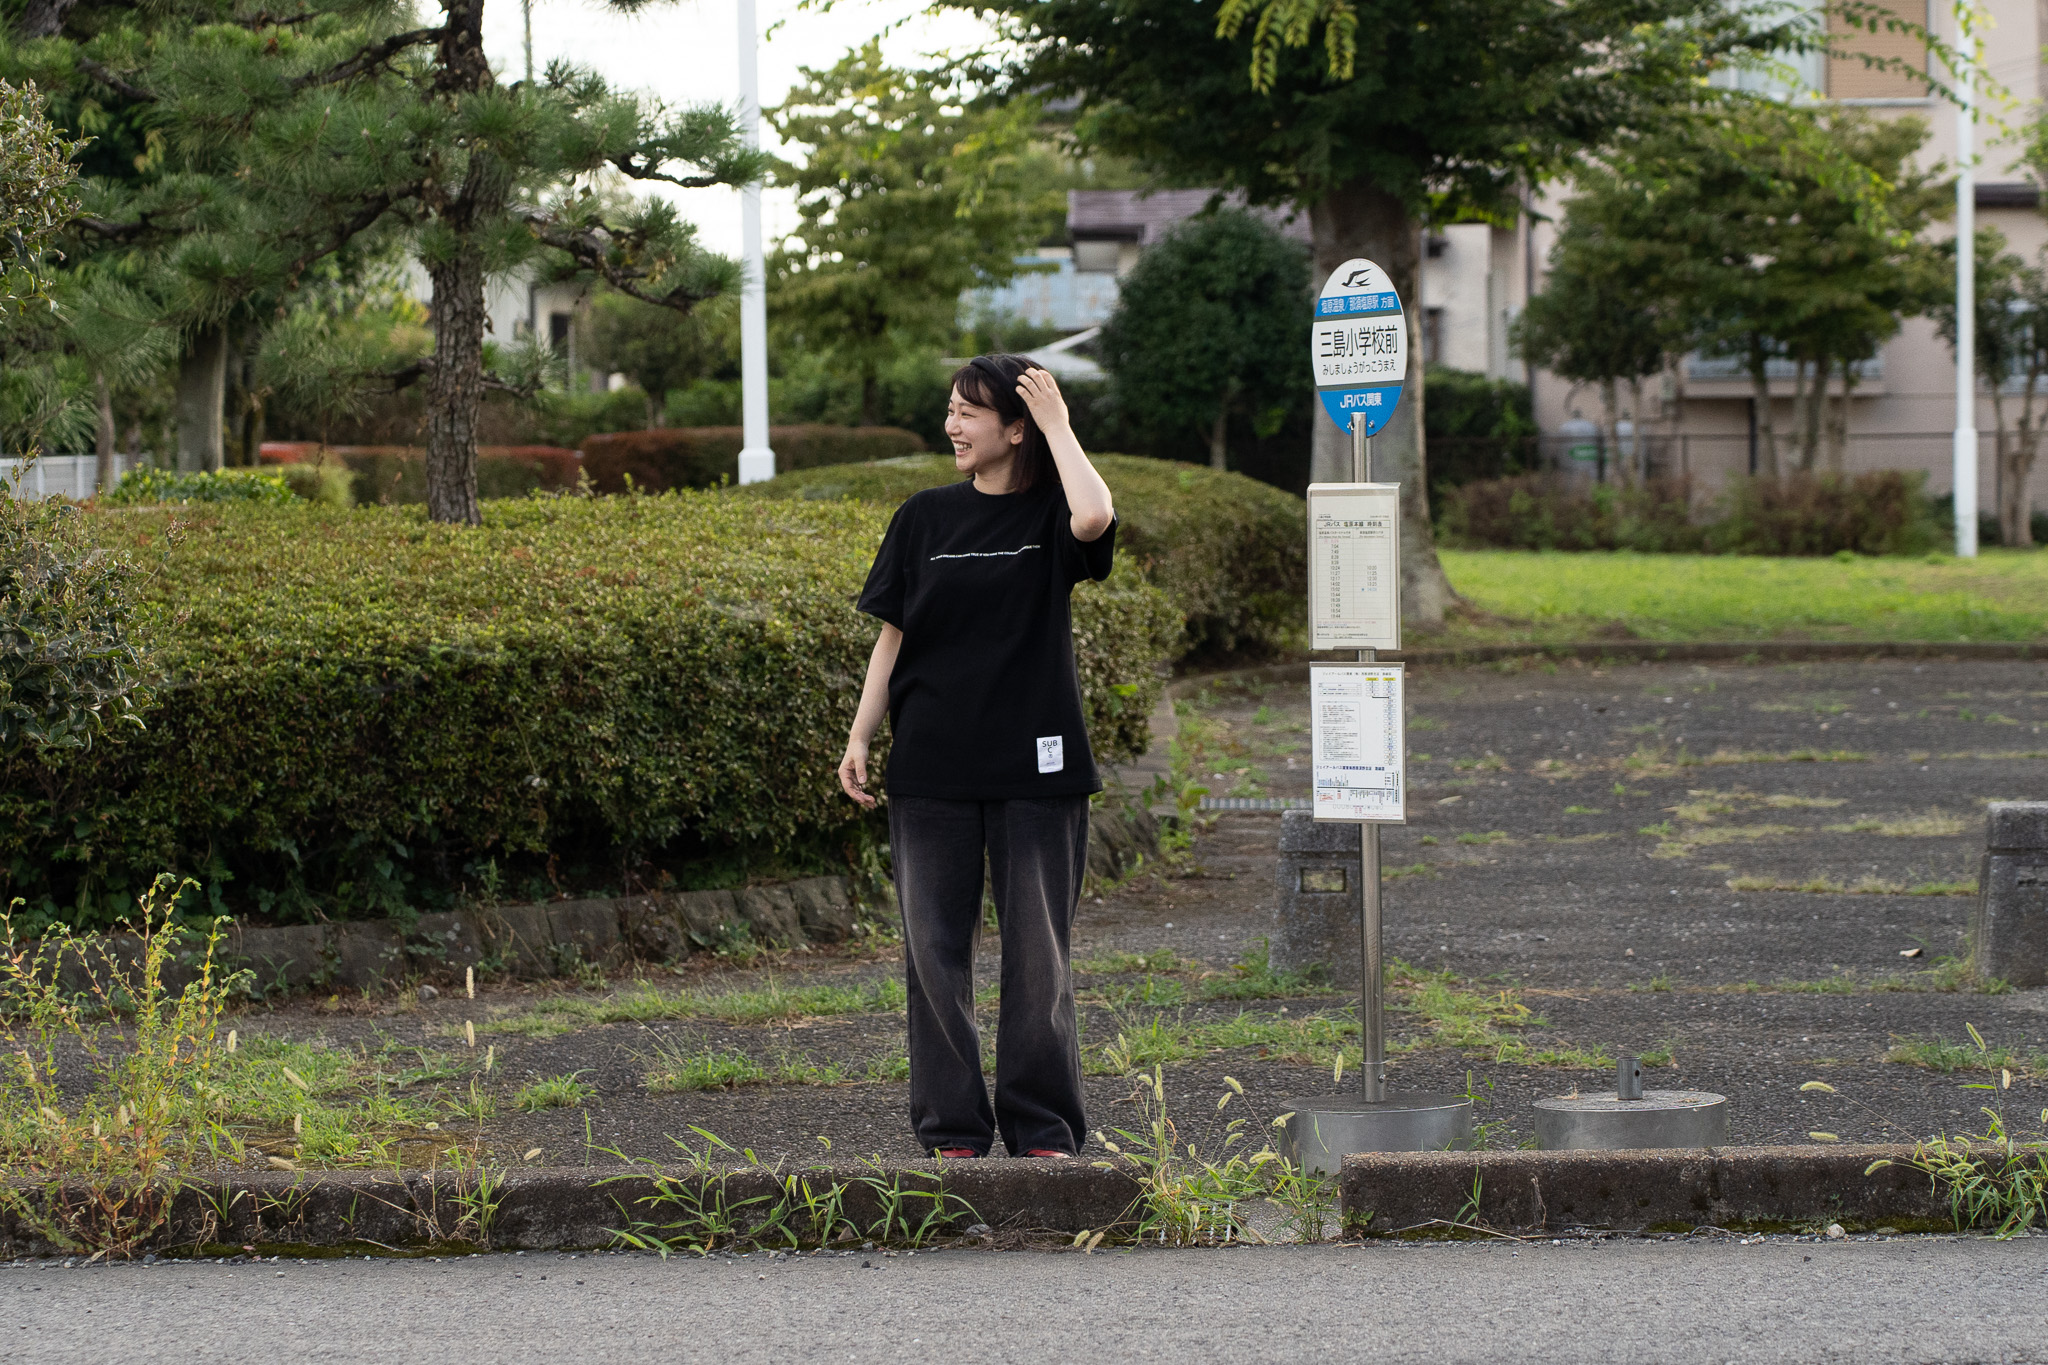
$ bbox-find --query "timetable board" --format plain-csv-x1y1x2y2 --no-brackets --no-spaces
1307,482,1402,652
1310,664,1406,823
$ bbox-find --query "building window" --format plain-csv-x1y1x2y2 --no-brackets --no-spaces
1423,308,1444,367
1827,0,1928,100
548,311,572,349
1073,240,1122,274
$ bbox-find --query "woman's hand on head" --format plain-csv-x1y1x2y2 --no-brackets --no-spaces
838,739,878,809
1015,367,1071,435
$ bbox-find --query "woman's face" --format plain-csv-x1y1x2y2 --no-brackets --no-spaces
945,385,1024,478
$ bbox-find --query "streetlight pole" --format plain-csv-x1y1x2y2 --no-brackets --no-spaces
736,0,775,485
1953,6,1978,558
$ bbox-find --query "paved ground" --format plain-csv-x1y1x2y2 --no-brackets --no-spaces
11,1236,2048,1364
214,656,2047,1166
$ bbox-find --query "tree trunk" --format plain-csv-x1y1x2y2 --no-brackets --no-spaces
859,368,882,426
1823,362,1854,473
1597,378,1619,486
421,0,495,526
2008,372,2042,549
93,371,116,493
13,0,84,39
176,325,227,473
1307,182,1454,629
1208,404,1229,471
645,390,661,431
1745,341,1779,479
1787,356,1815,473
424,247,486,526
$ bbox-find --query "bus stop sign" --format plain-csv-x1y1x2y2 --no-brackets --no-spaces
1312,258,1407,436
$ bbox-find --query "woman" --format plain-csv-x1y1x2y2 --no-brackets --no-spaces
838,354,1117,1160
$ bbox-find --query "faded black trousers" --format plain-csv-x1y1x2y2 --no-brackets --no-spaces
888,794,1089,1157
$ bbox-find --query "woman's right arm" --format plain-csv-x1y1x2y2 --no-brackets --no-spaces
838,623,902,808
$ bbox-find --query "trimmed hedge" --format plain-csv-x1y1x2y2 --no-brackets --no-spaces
260,444,583,505
580,425,926,494
739,454,1307,660
3,496,1178,932
1438,471,1942,557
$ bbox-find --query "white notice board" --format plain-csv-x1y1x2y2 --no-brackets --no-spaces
1311,664,1405,823
1307,483,1401,652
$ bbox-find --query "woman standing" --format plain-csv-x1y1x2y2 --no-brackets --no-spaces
838,355,1117,1160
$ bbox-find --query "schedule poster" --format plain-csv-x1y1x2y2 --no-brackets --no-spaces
1307,484,1402,651
1310,664,1405,823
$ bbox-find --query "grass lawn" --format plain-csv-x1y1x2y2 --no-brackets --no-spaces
1432,548,2048,645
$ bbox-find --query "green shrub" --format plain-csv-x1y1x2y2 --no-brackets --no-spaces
105,467,298,506
0,495,1178,932
739,454,1306,660
1438,470,1941,557
1438,475,1701,552
284,446,583,505
1711,471,1941,556
579,425,926,493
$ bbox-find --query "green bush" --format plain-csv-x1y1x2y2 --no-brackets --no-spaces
0,495,1178,931
1438,475,1701,552
1712,471,1941,556
105,467,298,506
740,454,1307,660
1438,471,1941,557
329,446,582,505
580,425,926,493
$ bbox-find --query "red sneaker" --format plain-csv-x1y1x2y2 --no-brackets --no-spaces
933,1147,981,1159
1024,1149,1073,1159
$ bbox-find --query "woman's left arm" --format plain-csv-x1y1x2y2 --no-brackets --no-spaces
1016,368,1114,542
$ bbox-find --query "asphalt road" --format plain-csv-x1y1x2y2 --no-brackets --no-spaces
10,1237,2048,1365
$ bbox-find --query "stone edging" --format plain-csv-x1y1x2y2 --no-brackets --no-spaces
0,1163,1146,1259
70,792,1162,1000
1173,639,2045,697
0,1146,1967,1258
1339,1145,1950,1235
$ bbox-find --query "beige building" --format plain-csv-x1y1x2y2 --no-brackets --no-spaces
1446,0,2046,522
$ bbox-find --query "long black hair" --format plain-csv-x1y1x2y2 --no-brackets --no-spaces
950,353,1058,493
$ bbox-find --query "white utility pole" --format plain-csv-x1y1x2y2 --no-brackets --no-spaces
1952,9,1979,557
735,0,776,485
522,0,534,83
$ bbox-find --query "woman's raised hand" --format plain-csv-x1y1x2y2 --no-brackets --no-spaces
1014,367,1071,434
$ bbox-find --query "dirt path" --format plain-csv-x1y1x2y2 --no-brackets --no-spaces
221,657,2047,1168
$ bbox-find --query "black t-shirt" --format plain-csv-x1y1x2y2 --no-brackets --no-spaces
856,478,1117,800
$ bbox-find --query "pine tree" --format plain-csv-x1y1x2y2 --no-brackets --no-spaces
12,1,763,522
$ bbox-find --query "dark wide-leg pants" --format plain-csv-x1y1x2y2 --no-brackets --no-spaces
888,794,1090,1157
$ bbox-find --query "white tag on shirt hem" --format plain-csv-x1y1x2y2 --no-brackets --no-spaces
1036,736,1064,774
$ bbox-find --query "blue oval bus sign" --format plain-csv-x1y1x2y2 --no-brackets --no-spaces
1312,258,1407,436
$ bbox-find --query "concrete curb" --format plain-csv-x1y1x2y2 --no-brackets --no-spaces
1338,1146,1953,1236
0,1163,1147,1260
1173,639,2045,697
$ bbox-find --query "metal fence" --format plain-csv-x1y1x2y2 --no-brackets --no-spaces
0,454,144,500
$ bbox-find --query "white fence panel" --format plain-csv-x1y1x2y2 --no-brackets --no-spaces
0,454,144,500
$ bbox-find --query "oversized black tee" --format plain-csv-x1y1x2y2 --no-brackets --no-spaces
856,478,1117,800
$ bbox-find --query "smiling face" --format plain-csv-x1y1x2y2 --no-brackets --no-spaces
945,385,1025,489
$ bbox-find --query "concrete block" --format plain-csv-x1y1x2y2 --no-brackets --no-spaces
673,889,741,946
547,899,623,968
620,894,689,962
405,912,485,977
788,876,857,944
1270,808,1360,985
734,885,803,947
1338,1146,1952,1235
234,924,327,995
329,922,405,991
1973,802,2048,988
477,904,554,978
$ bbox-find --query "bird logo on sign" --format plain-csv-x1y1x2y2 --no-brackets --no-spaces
1342,268,1374,288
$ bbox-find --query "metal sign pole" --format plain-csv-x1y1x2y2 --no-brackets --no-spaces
1279,257,1469,1174
1351,413,1385,1102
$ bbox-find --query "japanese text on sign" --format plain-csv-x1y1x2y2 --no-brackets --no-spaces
1307,483,1402,651
1311,665,1405,823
